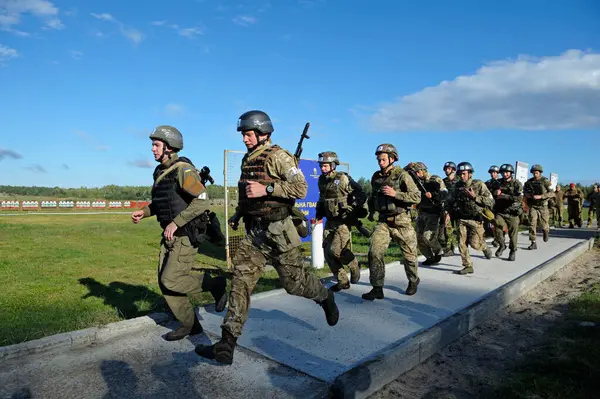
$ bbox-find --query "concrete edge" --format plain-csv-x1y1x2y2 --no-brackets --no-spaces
330,237,595,399
0,313,170,361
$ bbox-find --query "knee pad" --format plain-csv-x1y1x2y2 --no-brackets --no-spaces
340,248,355,265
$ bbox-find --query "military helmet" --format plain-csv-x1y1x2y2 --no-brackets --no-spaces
375,143,398,160
412,161,427,171
443,161,456,171
149,125,184,151
530,164,543,173
237,110,274,135
500,163,515,173
488,165,500,173
317,151,340,165
457,162,474,173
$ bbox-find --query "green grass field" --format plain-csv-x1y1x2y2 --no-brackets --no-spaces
0,209,404,346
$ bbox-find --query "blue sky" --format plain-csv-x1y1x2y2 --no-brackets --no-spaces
1,0,599,188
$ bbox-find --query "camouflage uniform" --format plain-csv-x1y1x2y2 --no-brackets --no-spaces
523,175,553,244
367,164,421,292
550,188,564,227
493,176,523,259
317,167,365,290
222,143,330,337
440,175,458,255
484,177,502,242
563,186,584,228
446,174,494,273
591,189,600,228
587,186,598,226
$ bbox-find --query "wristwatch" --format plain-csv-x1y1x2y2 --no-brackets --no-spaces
266,183,275,196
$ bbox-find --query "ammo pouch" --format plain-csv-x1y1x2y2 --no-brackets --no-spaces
184,210,225,248
290,206,310,238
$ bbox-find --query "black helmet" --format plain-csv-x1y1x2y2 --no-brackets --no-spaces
443,161,456,171
237,110,274,135
488,165,500,173
149,125,183,151
457,162,474,173
500,164,514,173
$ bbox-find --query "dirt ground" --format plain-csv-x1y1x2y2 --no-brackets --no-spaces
370,240,600,399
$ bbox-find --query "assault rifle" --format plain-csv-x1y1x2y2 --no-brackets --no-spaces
199,166,215,186
294,122,310,160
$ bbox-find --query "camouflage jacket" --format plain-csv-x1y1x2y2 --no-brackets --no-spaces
446,178,494,221
563,188,584,205
416,173,447,214
493,177,523,216
523,177,553,208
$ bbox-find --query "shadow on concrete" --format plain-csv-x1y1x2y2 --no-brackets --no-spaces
8,387,32,399
100,360,139,399
78,278,168,319
249,308,318,331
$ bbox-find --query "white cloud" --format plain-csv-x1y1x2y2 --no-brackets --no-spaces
70,50,83,59
152,20,204,39
370,49,600,132
91,12,144,45
0,43,18,64
0,0,63,33
128,159,154,169
232,15,256,27
164,103,186,116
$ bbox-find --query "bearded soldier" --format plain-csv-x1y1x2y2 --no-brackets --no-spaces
439,161,458,256
195,110,338,365
131,125,227,341
523,164,554,249
492,164,523,261
405,162,447,265
315,151,366,291
364,144,421,298
446,162,494,274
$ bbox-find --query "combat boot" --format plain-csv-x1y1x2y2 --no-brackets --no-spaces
491,241,499,248
433,254,442,264
543,230,549,242
361,287,384,301
316,289,339,326
483,248,493,259
195,328,237,365
405,278,420,296
349,264,361,284
330,281,350,292
508,250,516,261
202,273,228,312
442,247,455,257
495,243,506,258
421,257,436,266
164,316,203,341
454,266,474,275
528,241,537,250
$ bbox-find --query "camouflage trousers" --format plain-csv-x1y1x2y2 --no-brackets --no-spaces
368,212,419,287
550,205,563,226
416,211,442,259
323,221,359,285
494,213,520,251
529,206,549,241
567,203,582,227
588,207,596,225
222,224,328,338
456,219,487,268
439,213,457,251
158,235,205,328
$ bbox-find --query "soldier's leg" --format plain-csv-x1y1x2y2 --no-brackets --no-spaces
540,207,550,241
221,237,266,338
158,236,203,330
507,216,520,254
390,223,420,284
424,213,442,258
442,217,457,256
323,227,348,289
596,206,600,228
494,215,507,256
467,220,490,258
363,223,391,300
416,214,433,260
336,224,360,284
556,205,563,226
587,207,595,225
455,220,473,274
567,205,575,227
529,208,539,242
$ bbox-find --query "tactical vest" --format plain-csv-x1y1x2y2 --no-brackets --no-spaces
419,175,443,214
151,157,196,229
443,176,457,192
318,172,348,220
452,180,484,220
525,177,549,207
372,166,412,216
493,178,523,216
238,145,294,221
485,178,502,197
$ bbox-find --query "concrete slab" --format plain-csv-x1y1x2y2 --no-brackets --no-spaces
196,233,590,385
0,323,329,399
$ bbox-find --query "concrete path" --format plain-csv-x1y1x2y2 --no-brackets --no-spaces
0,230,594,399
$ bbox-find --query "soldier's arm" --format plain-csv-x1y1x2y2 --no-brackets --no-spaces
541,180,554,200
475,182,495,208
523,181,532,198
367,174,377,214
142,204,155,218
268,150,308,200
395,172,422,204
431,176,448,202
347,175,367,205
172,164,210,227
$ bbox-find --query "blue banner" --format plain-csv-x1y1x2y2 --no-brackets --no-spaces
295,159,321,242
